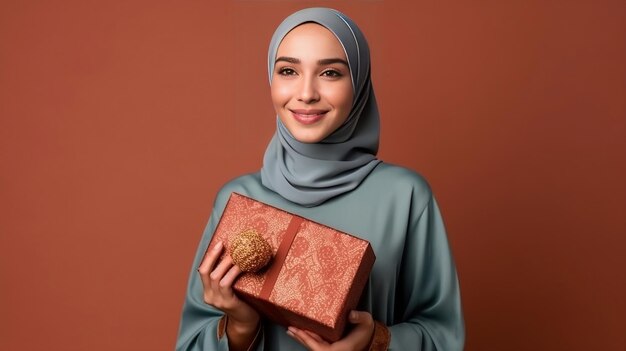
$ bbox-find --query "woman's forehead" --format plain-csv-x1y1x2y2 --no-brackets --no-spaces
276,23,346,59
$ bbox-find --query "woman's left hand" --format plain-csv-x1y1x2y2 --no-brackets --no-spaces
287,310,375,351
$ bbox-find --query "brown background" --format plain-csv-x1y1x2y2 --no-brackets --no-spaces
1,1,624,350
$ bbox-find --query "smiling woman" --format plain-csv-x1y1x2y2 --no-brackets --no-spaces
176,7,464,351
271,23,354,143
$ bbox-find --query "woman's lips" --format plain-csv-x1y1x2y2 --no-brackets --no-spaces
290,109,328,125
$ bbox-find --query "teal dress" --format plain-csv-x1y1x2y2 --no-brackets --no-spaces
176,163,465,350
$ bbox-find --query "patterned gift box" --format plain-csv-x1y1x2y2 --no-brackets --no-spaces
206,192,376,342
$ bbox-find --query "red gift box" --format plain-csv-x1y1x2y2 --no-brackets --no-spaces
206,192,376,342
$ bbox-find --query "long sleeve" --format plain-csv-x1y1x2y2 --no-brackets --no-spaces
175,189,265,351
175,167,464,350
387,196,464,350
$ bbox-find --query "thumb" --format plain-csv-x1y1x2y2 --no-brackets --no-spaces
349,310,372,325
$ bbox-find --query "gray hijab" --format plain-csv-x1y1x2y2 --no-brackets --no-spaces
261,7,381,207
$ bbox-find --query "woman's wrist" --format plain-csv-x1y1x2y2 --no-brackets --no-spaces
367,321,390,351
227,315,260,336
225,315,262,351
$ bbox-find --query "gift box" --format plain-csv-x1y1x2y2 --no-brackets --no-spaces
206,192,375,342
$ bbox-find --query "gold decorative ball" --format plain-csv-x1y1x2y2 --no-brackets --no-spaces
229,230,273,272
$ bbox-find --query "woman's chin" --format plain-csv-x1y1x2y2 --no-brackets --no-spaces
281,121,328,143
292,134,325,144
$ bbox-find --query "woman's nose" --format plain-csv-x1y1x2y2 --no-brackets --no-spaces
297,76,320,103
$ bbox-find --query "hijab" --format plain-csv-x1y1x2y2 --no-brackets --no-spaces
261,7,381,207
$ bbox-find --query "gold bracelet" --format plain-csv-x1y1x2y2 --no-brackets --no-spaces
368,321,390,351
217,315,227,340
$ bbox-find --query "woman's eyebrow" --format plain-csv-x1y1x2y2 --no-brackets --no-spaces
274,56,349,66
275,56,300,64
317,58,348,66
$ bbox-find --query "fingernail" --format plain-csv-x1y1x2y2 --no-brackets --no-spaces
214,241,223,251
350,311,357,319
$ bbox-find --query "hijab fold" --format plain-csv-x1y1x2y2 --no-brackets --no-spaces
261,8,381,207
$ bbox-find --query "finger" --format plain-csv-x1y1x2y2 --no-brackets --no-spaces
285,327,306,347
302,330,326,344
286,327,311,350
287,327,327,350
198,241,224,274
339,311,375,350
198,242,224,288
209,255,234,287
349,310,373,325
220,264,242,289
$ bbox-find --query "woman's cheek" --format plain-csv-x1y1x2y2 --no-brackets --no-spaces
271,82,293,107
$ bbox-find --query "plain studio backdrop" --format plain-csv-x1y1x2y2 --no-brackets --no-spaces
1,1,624,350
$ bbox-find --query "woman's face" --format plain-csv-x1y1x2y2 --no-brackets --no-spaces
271,23,354,143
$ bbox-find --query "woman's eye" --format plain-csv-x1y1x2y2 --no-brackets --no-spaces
321,69,342,78
278,68,296,76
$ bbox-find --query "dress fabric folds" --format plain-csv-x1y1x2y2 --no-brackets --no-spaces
176,163,465,350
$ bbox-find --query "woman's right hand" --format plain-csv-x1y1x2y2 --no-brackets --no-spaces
198,241,261,350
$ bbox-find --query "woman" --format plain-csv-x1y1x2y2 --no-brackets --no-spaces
176,8,464,351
